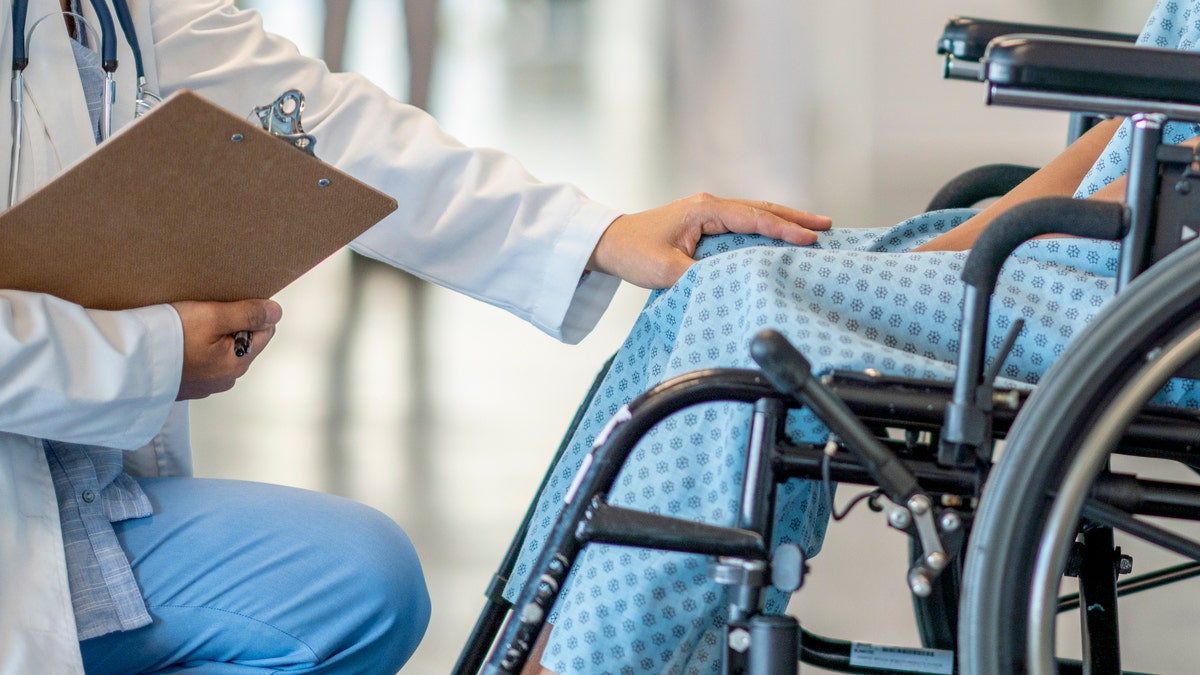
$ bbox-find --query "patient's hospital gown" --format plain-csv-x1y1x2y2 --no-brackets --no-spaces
506,2,1200,673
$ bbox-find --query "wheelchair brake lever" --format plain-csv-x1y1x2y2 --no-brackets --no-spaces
751,329,961,597
751,329,921,504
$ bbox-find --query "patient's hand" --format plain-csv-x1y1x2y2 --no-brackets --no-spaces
587,193,832,289
171,299,283,400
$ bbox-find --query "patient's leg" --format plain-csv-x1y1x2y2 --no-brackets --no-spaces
519,624,554,675
508,225,1120,674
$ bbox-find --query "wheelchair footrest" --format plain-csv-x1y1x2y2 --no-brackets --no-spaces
576,501,766,559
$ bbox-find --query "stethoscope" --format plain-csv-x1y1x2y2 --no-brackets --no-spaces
8,0,158,206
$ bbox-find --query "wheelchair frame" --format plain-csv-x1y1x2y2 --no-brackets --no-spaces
455,20,1200,675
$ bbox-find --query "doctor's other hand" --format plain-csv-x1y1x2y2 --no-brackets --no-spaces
586,193,833,289
171,299,283,401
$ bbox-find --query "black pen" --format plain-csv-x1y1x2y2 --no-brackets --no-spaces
233,330,252,358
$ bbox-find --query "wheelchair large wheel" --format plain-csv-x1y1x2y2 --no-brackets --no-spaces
959,239,1200,674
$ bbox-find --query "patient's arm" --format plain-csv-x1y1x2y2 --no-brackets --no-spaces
913,117,1124,252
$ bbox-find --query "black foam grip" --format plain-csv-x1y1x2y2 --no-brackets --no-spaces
961,198,1127,296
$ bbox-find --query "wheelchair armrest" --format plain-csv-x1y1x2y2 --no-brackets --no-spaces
983,35,1200,118
962,197,1126,296
925,163,1037,211
939,17,1136,80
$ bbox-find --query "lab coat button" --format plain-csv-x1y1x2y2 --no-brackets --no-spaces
82,490,96,503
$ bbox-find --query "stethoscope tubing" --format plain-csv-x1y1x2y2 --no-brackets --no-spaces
13,0,119,70
8,0,145,207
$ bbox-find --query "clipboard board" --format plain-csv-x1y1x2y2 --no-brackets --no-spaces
0,90,398,310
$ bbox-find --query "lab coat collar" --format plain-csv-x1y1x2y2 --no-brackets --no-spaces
20,0,137,172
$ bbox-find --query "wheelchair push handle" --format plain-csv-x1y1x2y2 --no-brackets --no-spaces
752,331,963,598
750,329,921,504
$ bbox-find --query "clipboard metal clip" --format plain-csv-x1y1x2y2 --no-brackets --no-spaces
252,90,317,157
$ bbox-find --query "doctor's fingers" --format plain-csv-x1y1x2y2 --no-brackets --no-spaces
694,196,832,245
171,301,282,401
170,300,282,355
174,337,266,401
247,322,278,353
723,197,834,231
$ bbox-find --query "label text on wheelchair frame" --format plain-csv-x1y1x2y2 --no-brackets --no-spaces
849,642,954,674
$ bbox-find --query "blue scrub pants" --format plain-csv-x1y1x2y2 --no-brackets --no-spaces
78,478,430,674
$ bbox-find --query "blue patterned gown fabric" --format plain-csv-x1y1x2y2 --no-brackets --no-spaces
504,2,1200,673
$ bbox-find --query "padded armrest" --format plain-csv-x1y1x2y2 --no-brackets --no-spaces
984,35,1200,106
939,17,1136,62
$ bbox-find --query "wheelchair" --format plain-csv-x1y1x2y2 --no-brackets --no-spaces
454,17,1200,674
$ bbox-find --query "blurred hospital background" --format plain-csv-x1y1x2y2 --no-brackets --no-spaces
203,1,1161,672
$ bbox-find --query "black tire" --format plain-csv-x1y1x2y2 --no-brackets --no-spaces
959,239,1200,674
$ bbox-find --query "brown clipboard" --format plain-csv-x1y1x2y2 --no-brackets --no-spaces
0,90,398,310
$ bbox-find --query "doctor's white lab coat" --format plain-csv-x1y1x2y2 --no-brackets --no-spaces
0,0,620,671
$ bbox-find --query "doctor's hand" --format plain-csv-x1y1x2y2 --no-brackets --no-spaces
586,193,832,289
171,299,283,401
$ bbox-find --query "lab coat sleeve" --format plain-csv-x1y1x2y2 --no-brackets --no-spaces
0,290,183,449
144,0,622,344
